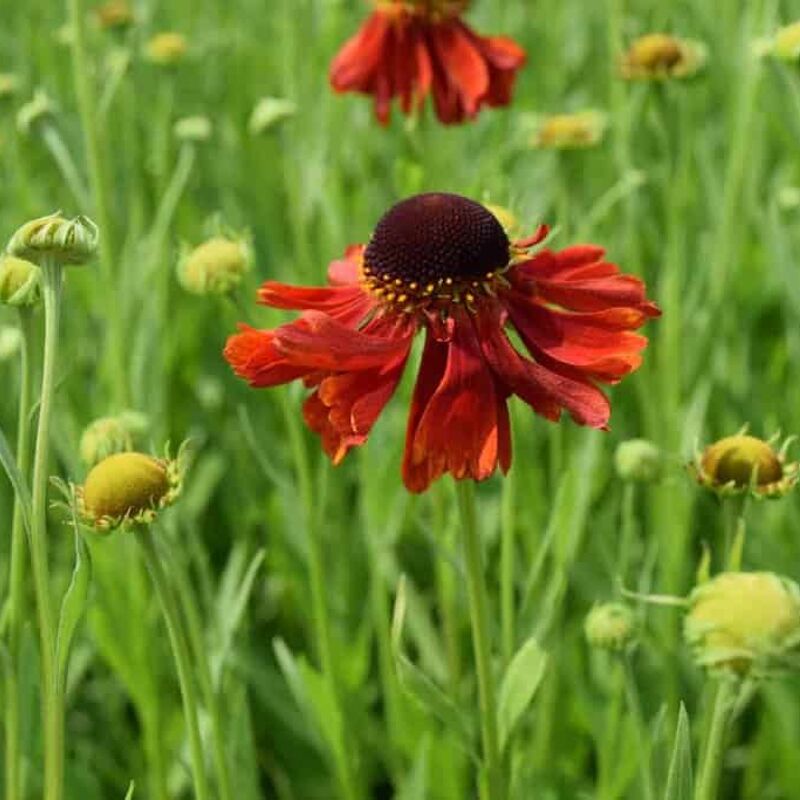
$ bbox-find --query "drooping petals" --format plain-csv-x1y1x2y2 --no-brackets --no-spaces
224,324,310,388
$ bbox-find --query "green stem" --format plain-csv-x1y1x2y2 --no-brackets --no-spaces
622,654,655,800
167,543,234,800
500,450,515,667
135,527,209,800
432,485,461,686
617,483,636,586
455,481,503,800
29,260,64,800
39,123,91,210
721,495,746,571
4,308,35,800
280,390,360,800
695,680,737,800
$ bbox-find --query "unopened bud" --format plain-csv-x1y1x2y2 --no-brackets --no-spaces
177,235,252,295
174,115,212,143
615,439,663,483
145,32,188,66
7,212,99,266
79,411,150,467
248,97,297,135
0,255,41,307
585,603,636,651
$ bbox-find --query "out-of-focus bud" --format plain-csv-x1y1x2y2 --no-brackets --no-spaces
248,97,297,135
684,571,800,676
16,90,55,136
0,255,41,307
0,73,20,101
79,411,150,467
0,326,23,361
530,110,607,150
772,21,800,62
691,432,798,499
620,33,707,80
615,438,663,484
584,602,637,651
174,115,213,143
177,234,252,296
77,450,183,532
7,212,99,266
145,32,188,66
94,0,135,32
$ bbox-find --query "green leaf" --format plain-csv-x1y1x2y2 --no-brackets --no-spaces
55,528,92,692
498,636,548,752
663,704,693,800
0,424,32,539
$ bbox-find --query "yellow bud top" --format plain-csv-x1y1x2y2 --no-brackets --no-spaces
78,451,182,531
7,212,99,266
620,34,707,80
94,0,135,31
531,111,607,150
584,603,636,651
0,255,41,307
177,236,252,295
773,21,800,61
693,433,798,498
684,572,800,675
145,32,188,66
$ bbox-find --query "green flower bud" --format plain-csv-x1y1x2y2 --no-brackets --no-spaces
584,603,636,651
177,235,252,295
174,115,212,143
16,90,55,136
79,411,150,467
0,326,22,361
7,212,99,266
0,73,20,101
145,32,188,66
248,97,297,135
0,255,41,307
684,572,800,676
615,438,663,483
77,450,183,532
530,110,607,150
772,21,800,62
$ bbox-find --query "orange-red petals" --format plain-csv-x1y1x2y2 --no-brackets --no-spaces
224,325,308,388
329,8,525,125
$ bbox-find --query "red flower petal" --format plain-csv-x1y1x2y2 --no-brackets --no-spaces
431,23,489,117
329,11,391,92
224,324,309,388
327,245,363,285
258,282,373,327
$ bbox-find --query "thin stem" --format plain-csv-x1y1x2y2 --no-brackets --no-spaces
4,308,35,800
29,260,64,800
500,449,516,667
135,527,209,800
39,123,91,209
695,680,737,800
622,654,656,800
432,485,461,685
617,483,636,586
455,481,503,800
280,390,360,800
721,495,746,571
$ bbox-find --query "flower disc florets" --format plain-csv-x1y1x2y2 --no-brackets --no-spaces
684,572,800,676
620,34,707,80
584,603,637,651
361,193,510,312
7,212,98,266
77,451,182,532
692,433,798,499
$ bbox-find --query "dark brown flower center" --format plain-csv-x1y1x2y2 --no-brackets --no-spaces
364,194,510,289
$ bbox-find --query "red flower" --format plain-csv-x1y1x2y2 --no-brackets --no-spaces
225,194,660,493
329,0,526,125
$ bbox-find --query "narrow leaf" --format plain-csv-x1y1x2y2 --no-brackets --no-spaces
664,704,693,800
498,636,548,752
0,425,32,538
123,782,135,800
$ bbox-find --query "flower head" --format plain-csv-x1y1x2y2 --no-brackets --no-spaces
769,21,800,62
76,450,183,532
615,438,663,483
692,432,798,499
174,115,213,143
684,572,800,676
177,235,252,296
0,255,41,307
145,32,188,66
225,193,659,492
584,602,636,651
329,0,526,125
93,0,135,32
7,212,98,266
530,111,607,150
620,33,707,80
16,90,55,136
79,411,150,467
0,73,20,101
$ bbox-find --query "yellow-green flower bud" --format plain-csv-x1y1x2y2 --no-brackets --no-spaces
620,34,707,80
615,438,663,483
79,411,150,467
0,326,22,361
7,212,99,266
584,603,636,651
174,115,212,143
684,572,800,675
692,433,798,499
16,90,55,136
77,451,182,531
530,110,607,150
248,97,297,135
177,235,252,296
94,0,135,32
0,255,41,307
145,32,188,66
0,73,20,101
772,21,800,62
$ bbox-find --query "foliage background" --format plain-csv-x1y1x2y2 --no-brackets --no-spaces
2,0,800,798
